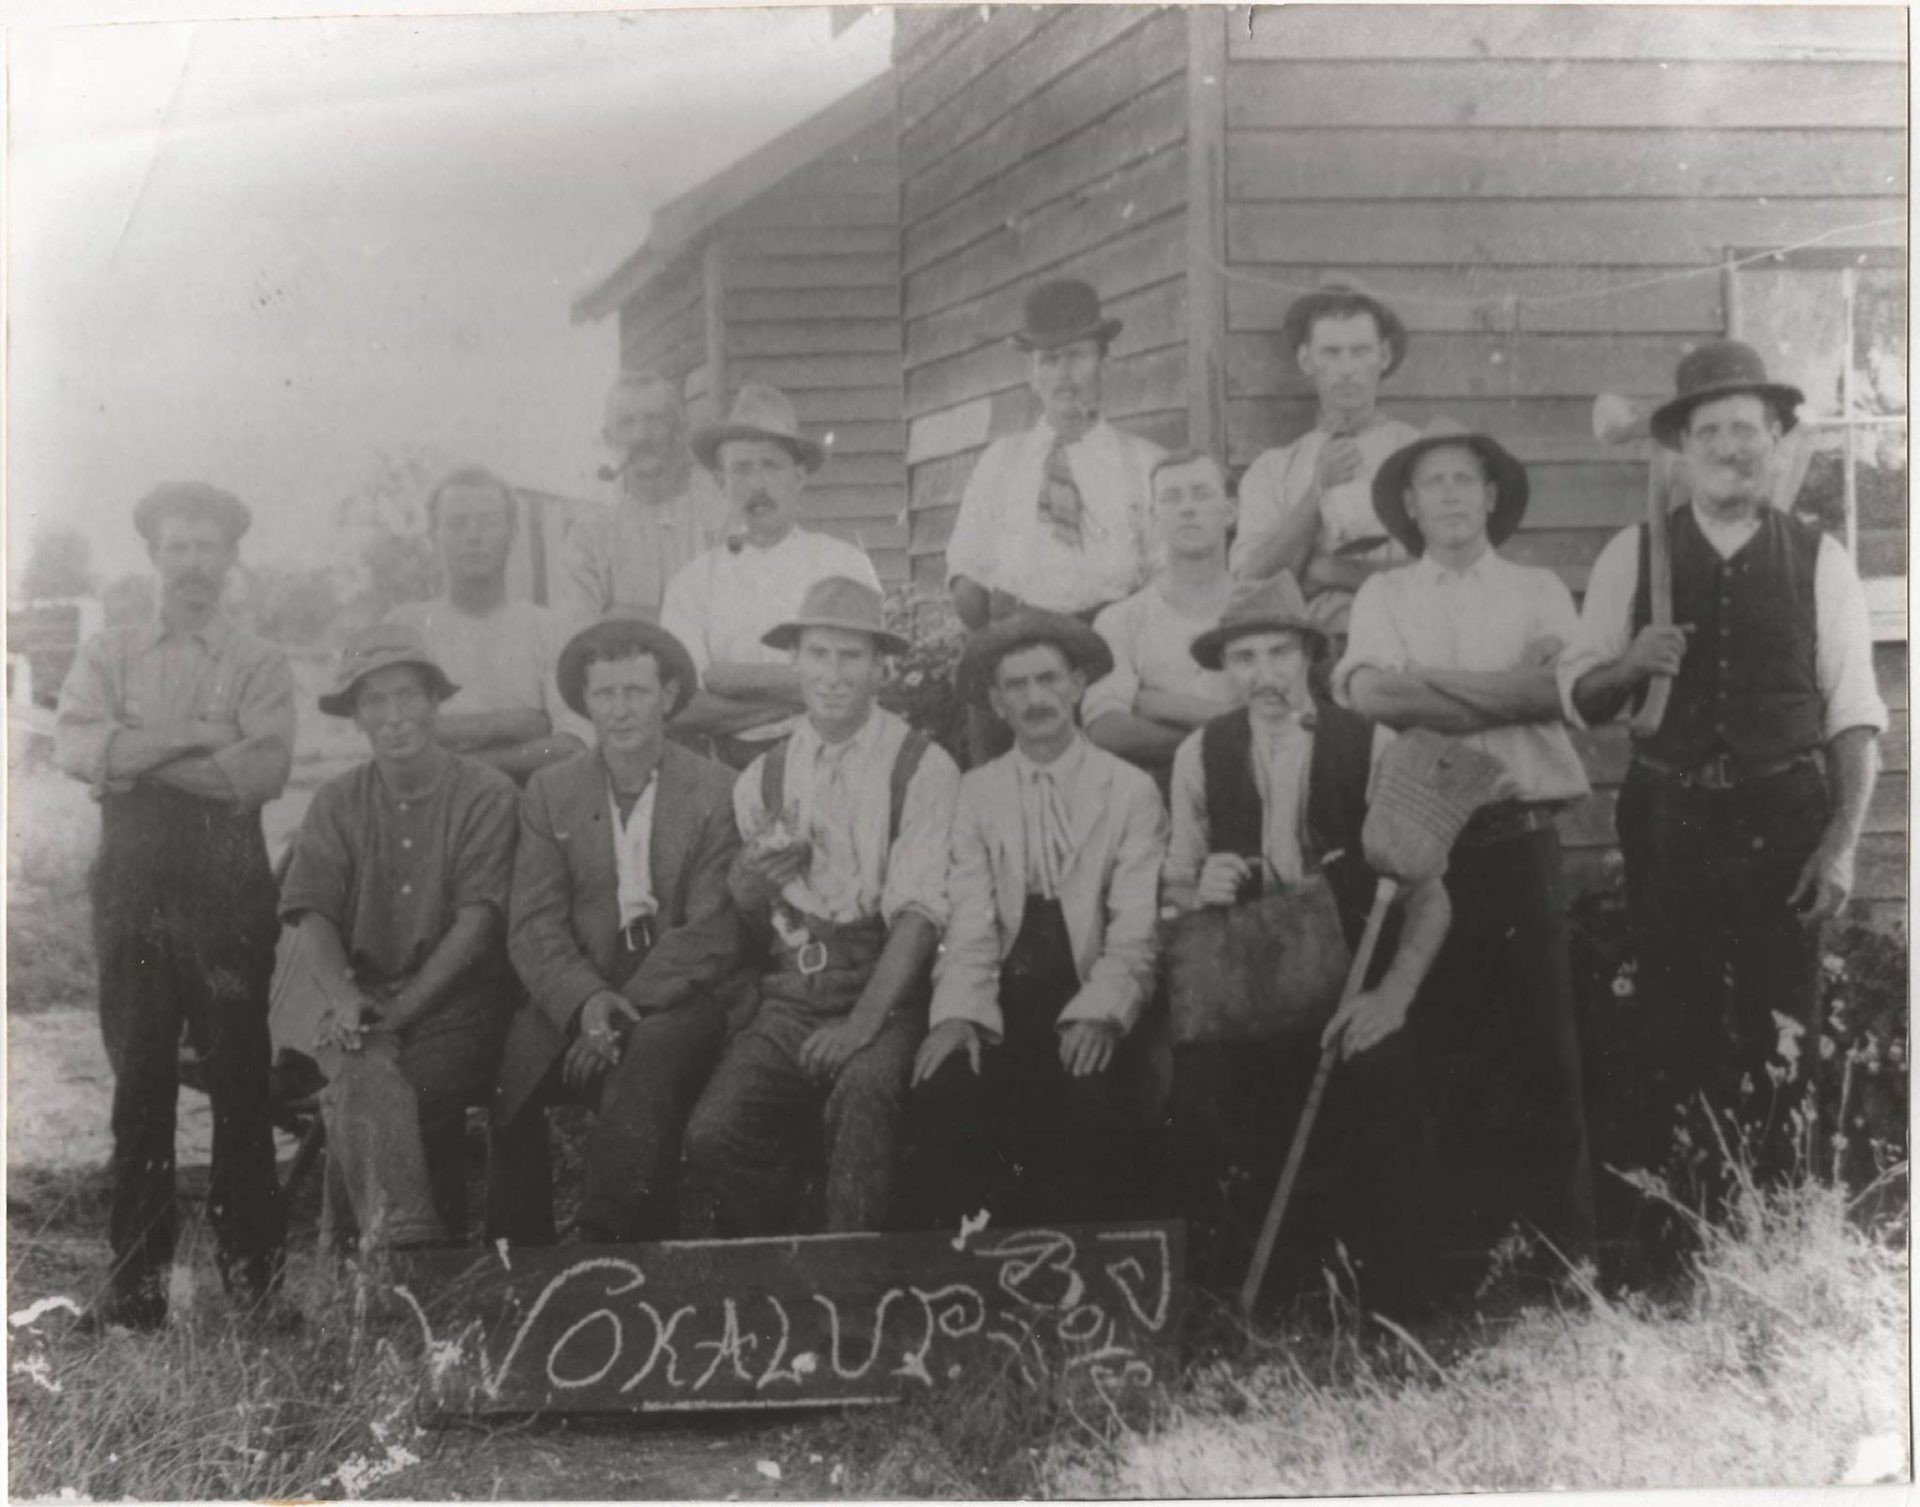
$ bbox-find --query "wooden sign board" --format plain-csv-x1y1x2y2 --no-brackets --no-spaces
384,1222,1184,1415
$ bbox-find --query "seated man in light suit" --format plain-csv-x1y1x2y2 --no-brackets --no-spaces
909,611,1167,1228
487,618,748,1245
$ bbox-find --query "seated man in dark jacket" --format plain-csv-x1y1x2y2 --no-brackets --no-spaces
487,618,746,1244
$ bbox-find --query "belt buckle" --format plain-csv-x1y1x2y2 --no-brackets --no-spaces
1697,754,1736,792
622,917,655,954
796,941,829,977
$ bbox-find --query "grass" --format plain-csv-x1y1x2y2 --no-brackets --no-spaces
6,764,101,1015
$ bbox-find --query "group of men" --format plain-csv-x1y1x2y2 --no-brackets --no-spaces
56,273,1885,1332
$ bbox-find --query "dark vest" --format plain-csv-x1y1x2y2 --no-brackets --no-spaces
1199,698,1377,950
1633,506,1823,769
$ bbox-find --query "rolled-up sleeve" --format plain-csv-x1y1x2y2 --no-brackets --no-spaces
54,633,124,791
881,742,962,932
450,771,520,918
1331,573,1408,704
1814,535,1890,739
1161,731,1210,894
1080,598,1141,727
1556,526,1640,729
214,647,296,810
1226,446,1291,578
278,781,353,929
927,779,1008,1040
1058,770,1167,1035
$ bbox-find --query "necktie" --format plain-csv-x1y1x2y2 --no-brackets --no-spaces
1038,438,1086,548
1029,767,1077,901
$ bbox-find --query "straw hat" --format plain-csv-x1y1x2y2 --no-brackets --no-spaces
690,384,825,473
762,576,909,656
132,481,252,547
1011,279,1124,352
956,609,1114,705
1371,419,1531,557
556,616,699,720
1649,340,1803,450
1189,573,1326,670
318,623,458,718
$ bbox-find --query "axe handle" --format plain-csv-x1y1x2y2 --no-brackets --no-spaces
1629,450,1675,740
1240,876,1398,1312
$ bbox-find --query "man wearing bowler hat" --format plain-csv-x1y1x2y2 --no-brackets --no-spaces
488,618,749,1245
272,624,519,1249
1563,340,1885,1180
909,611,1166,1228
945,278,1167,761
1338,420,1597,1266
1232,280,1421,640
662,383,881,767
57,482,294,1328
682,577,962,1236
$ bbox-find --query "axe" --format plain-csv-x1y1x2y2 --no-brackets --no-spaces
1592,395,1677,738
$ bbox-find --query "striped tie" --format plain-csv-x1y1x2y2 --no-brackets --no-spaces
1029,766,1077,901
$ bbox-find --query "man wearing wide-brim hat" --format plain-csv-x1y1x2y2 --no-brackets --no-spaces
489,616,751,1245
944,277,1167,762
661,382,881,768
1160,573,1452,1307
1337,418,1598,1266
56,481,294,1330
275,623,520,1250
1230,277,1422,641
1563,339,1886,1189
681,577,962,1237
909,608,1168,1230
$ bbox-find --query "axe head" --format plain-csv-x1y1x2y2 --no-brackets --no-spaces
1593,393,1653,447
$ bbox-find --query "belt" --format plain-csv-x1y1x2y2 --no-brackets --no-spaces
618,915,656,955
1455,800,1561,849
1632,749,1821,792
769,906,886,978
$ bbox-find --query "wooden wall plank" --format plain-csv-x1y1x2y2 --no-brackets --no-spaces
809,419,906,457
906,399,994,469
1229,331,1699,401
1229,396,1601,465
1226,61,1908,131
716,227,900,260
792,387,904,424
1873,642,1905,711
726,319,902,358
1186,4,1229,460
802,484,907,521
721,195,900,233
730,353,903,391
905,75,1186,276
622,297,706,376
727,286,900,323
1225,199,1906,269
811,454,907,489
728,254,900,292
1226,262,1725,336
1231,6,1908,63
897,6,1057,133
1229,127,1908,203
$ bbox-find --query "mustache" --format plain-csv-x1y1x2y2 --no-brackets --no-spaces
172,571,217,591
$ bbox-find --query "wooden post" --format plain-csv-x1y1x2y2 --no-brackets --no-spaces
1185,6,1229,464
703,239,729,422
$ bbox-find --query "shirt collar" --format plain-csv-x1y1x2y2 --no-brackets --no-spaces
1014,732,1088,785
795,704,886,764
1412,545,1503,586
141,610,234,653
1036,415,1109,451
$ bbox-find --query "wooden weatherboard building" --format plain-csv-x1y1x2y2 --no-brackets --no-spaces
580,5,1908,921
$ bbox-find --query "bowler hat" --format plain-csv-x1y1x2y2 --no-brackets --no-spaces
762,576,910,656
690,384,825,473
1371,419,1531,556
132,481,252,548
1189,573,1326,671
318,622,458,718
1281,278,1409,379
1649,340,1803,450
556,616,699,720
1011,279,1123,352
956,609,1115,706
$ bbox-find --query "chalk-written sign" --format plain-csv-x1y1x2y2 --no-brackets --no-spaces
386,1222,1184,1414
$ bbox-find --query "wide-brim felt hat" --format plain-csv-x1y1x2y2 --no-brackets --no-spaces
1649,339,1804,450
762,575,910,657
1011,278,1123,352
556,616,700,720
1372,420,1531,556
132,481,253,547
957,609,1115,706
1190,573,1327,671
318,622,459,718
1281,278,1409,379
691,383,825,473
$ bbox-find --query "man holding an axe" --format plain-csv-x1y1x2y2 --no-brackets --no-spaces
1338,421,1598,1268
1563,341,1885,1176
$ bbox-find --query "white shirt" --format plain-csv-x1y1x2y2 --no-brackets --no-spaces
661,526,881,680
1557,505,1889,739
553,470,729,625
1230,415,1421,585
1336,548,1592,804
387,597,594,748
1082,581,1235,727
733,706,961,930
944,417,1165,614
608,778,660,930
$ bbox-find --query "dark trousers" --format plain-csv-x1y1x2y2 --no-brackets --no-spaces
1421,821,1597,1262
93,789,285,1319
1165,1028,1429,1309
911,898,1137,1228
1616,759,1831,1182
485,994,728,1244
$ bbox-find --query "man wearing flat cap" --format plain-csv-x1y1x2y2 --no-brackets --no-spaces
1338,421,1597,1266
1162,574,1452,1306
1563,340,1885,1179
910,611,1167,1228
272,624,520,1249
661,383,881,767
682,577,961,1235
488,617,749,1244
1232,280,1421,640
57,482,294,1328
945,278,1167,763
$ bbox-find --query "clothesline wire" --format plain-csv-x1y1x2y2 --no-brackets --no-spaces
1197,214,1907,315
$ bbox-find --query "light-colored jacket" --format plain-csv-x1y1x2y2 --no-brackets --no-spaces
929,742,1168,1039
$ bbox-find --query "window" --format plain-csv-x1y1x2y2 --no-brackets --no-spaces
1733,246,1907,640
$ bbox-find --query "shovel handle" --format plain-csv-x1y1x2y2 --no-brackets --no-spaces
1629,449,1676,740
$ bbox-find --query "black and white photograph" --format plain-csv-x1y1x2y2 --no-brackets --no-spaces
5,1,1909,1498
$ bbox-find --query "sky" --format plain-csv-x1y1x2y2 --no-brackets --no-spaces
6,4,894,586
